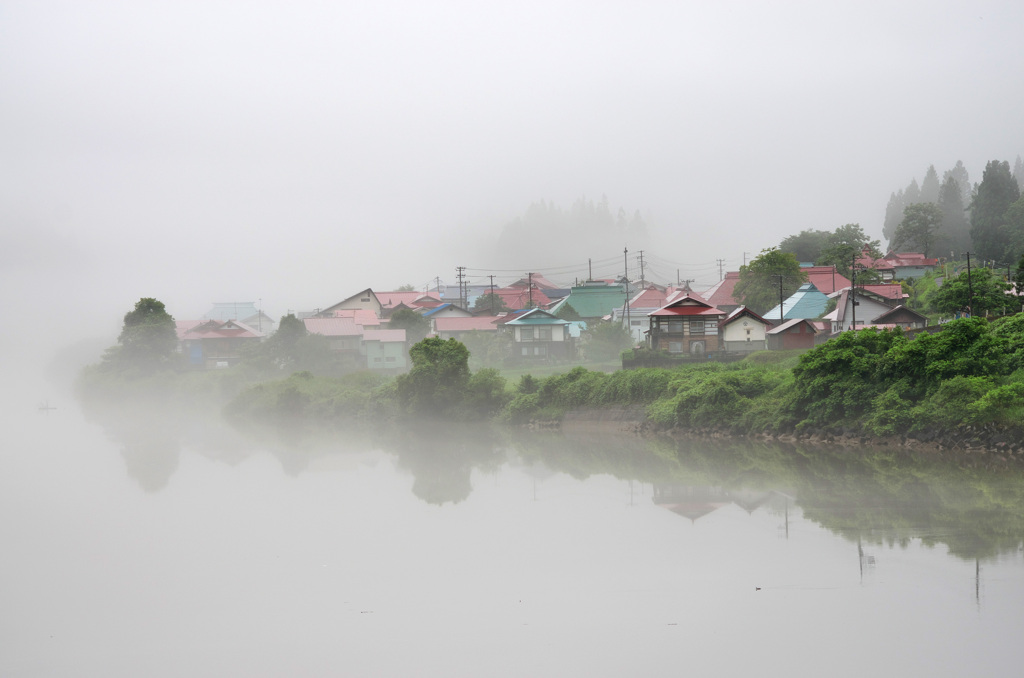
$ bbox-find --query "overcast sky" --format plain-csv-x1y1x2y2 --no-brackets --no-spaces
2,0,1023,357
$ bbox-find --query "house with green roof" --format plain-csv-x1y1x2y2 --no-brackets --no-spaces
548,281,629,321
764,283,829,323
503,308,575,361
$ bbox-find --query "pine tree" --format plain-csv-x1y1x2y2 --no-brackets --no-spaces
937,175,970,257
970,160,1022,261
943,161,972,212
883,190,905,245
920,165,941,203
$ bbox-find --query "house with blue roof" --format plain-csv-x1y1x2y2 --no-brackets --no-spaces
764,283,829,323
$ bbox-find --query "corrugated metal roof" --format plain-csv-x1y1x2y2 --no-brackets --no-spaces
504,308,570,325
434,316,501,332
550,283,628,318
765,283,828,320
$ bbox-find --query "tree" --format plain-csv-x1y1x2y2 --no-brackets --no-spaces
396,283,416,291
388,308,430,343
1003,196,1024,263
554,302,582,321
920,165,941,203
395,337,471,414
929,267,1013,317
779,229,832,263
936,175,970,257
883,190,905,244
734,248,807,315
1014,155,1024,192
111,297,179,371
819,224,881,282
472,292,511,315
892,203,942,257
943,160,972,209
584,321,633,361
969,160,1021,261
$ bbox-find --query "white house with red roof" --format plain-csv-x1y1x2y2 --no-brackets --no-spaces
648,293,727,355
856,246,939,280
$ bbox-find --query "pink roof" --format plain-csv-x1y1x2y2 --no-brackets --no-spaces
509,274,559,290
650,294,725,317
629,285,675,309
857,247,939,271
327,308,381,325
362,329,406,342
177,319,262,340
434,316,502,332
495,287,552,309
701,272,740,308
859,284,907,300
802,266,851,295
303,317,363,337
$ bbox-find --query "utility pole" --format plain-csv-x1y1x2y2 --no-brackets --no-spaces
588,258,593,282
528,272,534,309
966,252,974,316
637,250,646,284
489,275,496,315
851,257,857,331
456,266,466,309
623,248,631,328
717,258,725,281
775,275,784,325
743,251,750,267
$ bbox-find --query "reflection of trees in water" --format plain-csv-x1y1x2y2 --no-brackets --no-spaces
666,437,1024,562
118,426,181,492
383,423,505,506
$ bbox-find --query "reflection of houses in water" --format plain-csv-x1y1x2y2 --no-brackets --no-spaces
653,484,774,522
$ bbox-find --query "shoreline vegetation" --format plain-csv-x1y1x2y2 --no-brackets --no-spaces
77,315,1024,462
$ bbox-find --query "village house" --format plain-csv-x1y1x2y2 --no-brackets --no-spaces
549,280,629,321
502,308,574,361
718,306,770,353
764,282,829,323
176,319,264,369
647,293,727,355
856,247,939,281
362,329,408,371
766,318,819,350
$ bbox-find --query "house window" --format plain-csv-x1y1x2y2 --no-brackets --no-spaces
630,320,642,326
689,320,705,335
520,327,535,341
668,341,683,354
538,327,552,341
667,319,683,333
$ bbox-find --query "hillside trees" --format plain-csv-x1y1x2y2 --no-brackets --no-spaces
892,203,943,257
819,224,881,282
936,175,971,256
929,268,1013,316
779,229,832,263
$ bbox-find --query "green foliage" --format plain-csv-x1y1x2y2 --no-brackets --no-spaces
970,159,1021,261
109,297,179,373
734,247,808,314
929,267,1013,316
893,203,943,257
554,303,583,321
779,229,832,263
472,292,511,315
460,330,512,368
394,337,470,414
584,321,633,361
389,308,430,343
465,368,510,415
819,224,882,282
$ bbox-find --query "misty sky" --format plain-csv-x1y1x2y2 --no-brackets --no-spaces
3,0,1023,356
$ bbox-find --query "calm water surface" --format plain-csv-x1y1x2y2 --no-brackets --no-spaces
2,386,1022,677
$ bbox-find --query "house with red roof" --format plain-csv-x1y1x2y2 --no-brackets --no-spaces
648,293,727,355
701,272,742,312
433,315,502,341
766,318,819,350
856,246,939,280
176,319,264,369
494,285,552,310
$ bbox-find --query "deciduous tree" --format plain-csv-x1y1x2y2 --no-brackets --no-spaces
111,297,179,371
734,248,807,315
892,203,942,257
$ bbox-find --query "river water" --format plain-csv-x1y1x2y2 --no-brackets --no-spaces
2,383,1023,677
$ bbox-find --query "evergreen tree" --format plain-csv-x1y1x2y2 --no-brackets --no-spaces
920,165,941,203
1003,196,1024,263
969,160,1021,261
472,293,511,315
819,224,881,281
937,175,970,257
943,160,972,211
904,178,921,205
883,190,905,245
1014,155,1024,192
892,203,942,257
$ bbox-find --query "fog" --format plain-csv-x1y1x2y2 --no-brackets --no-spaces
3,0,1024,368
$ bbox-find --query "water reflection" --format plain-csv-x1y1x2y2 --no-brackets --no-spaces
79,398,1024,562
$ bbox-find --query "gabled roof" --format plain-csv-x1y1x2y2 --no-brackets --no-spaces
550,282,629,318
325,308,382,326
422,303,472,318
871,304,928,324
375,290,442,309
629,284,676,309
801,266,851,295
504,308,571,326
319,288,382,316
701,272,741,309
650,293,726,317
719,305,770,329
508,273,560,290
177,319,263,340
765,283,829,321
494,286,552,310
303,317,363,337
766,318,819,335
203,302,261,322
